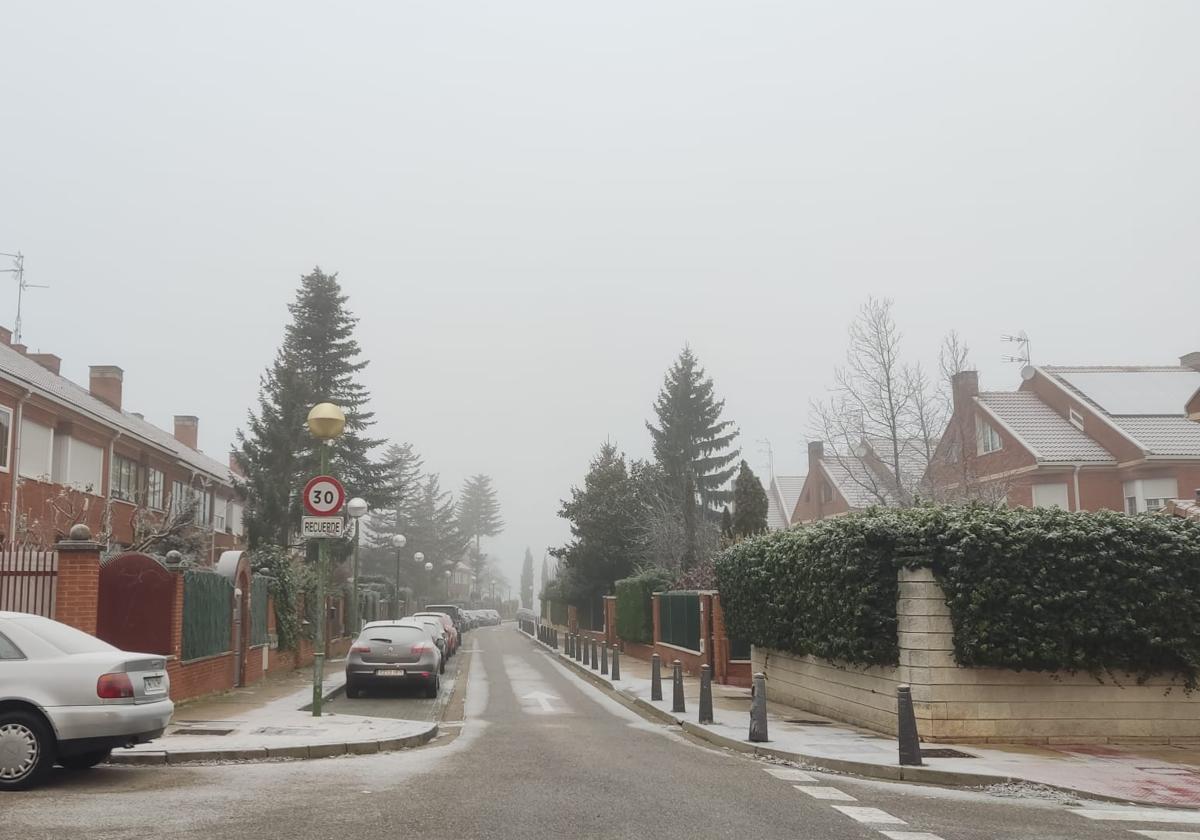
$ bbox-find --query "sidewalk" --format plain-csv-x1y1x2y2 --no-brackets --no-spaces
539,634,1200,809
111,660,437,765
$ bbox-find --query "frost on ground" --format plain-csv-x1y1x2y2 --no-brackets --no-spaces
977,781,1084,806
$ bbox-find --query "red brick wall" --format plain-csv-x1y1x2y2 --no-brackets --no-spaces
53,541,100,634
244,645,265,685
168,653,235,702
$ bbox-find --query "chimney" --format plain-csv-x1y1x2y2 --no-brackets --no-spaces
1181,352,1200,372
174,415,199,450
807,440,824,465
29,353,61,375
88,365,124,410
12,343,27,355
229,450,245,478
951,370,980,412
0,327,11,346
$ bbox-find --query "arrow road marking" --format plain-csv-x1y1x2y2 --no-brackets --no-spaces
522,691,558,712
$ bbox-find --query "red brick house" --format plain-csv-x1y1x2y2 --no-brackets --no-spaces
0,327,245,561
926,354,1200,512
790,438,929,523
762,473,805,530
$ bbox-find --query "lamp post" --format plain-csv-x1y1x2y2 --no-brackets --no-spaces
391,534,407,619
347,497,368,636
414,552,425,607
443,568,452,600
422,558,433,607
306,402,346,717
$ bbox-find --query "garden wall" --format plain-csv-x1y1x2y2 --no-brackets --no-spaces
754,568,1200,744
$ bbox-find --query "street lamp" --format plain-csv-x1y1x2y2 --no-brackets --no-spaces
443,568,452,599
347,497,368,636
422,559,433,609
306,402,346,717
391,534,407,619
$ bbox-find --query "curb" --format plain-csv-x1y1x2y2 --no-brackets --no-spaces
525,630,1146,807
109,680,439,766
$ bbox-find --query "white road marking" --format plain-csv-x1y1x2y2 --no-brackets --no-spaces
764,767,819,782
1071,808,1200,824
880,833,946,840
832,806,907,825
522,691,559,712
1132,833,1200,839
794,785,857,801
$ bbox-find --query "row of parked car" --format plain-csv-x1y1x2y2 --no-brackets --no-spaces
343,606,503,699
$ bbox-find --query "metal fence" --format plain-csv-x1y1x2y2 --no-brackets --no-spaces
659,591,701,651
0,542,57,617
549,599,568,627
182,569,232,661
250,574,270,646
730,637,752,660
579,594,606,632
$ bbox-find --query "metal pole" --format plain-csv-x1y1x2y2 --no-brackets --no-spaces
312,441,329,717
651,654,663,702
671,660,685,713
600,642,609,676
349,519,360,636
699,664,714,724
897,685,924,766
749,672,768,742
611,644,620,680
394,548,401,621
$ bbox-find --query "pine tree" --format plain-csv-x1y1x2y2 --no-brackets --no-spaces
646,347,739,567
406,474,468,573
520,547,535,609
720,505,733,540
457,474,504,587
365,442,423,549
237,268,395,548
731,461,769,538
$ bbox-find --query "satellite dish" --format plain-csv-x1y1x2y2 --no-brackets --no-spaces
1020,365,1036,381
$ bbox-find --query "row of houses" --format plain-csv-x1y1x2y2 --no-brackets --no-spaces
0,327,246,560
764,351,1200,525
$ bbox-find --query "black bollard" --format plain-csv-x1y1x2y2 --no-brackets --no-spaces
897,685,924,766
611,645,621,680
699,664,714,724
671,660,685,713
749,672,769,742
600,642,609,676
582,636,590,666
651,654,663,701
590,639,598,671
567,633,574,658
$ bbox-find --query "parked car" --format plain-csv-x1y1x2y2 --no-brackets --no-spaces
406,616,451,670
0,611,174,791
345,622,442,699
413,612,459,655
423,604,468,636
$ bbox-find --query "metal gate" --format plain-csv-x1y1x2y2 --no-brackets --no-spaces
0,542,57,617
659,591,701,651
97,552,174,655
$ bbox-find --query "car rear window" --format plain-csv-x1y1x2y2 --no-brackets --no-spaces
359,626,425,645
0,631,24,660
13,616,117,654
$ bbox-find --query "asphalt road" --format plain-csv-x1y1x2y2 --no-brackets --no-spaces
3,625,1193,839
324,638,466,723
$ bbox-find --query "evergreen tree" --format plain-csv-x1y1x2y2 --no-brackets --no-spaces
520,547,535,609
457,474,504,588
237,268,394,548
365,442,423,549
720,505,733,540
731,461,769,538
551,443,640,598
406,474,469,573
645,347,739,567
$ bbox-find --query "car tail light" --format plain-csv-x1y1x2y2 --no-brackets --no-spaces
351,645,371,654
411,642,432,654
97,672,135,699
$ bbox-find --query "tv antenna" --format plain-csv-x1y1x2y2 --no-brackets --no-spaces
0,252,49,344
1001,331,1031,367
756,438,775,480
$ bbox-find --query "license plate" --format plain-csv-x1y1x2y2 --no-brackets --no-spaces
376,669,407,677
144,675,166,693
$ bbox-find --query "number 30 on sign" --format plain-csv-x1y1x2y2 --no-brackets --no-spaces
303,475,346,516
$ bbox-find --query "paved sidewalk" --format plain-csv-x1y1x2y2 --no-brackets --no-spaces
111,662,437,765
538,633,1200,808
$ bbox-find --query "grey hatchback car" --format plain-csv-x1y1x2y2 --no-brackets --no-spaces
345,622,442,699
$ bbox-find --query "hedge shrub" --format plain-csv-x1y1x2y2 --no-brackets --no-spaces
615,567,674,644
714,505,1200,689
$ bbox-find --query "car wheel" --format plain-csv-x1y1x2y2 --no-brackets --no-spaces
58,749,112,771
345,679,361,699
0,710,56,791
425,675,439,698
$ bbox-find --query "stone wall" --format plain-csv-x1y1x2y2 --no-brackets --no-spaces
754,567,1200,745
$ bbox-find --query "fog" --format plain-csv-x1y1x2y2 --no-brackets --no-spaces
2,2,1198,587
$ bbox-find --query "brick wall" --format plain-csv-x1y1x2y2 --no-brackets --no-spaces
754,567,1200,745
53,538,101,634
168,652,235,702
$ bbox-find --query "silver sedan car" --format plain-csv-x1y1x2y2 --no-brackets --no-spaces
345,621,442,699
0,611,173,791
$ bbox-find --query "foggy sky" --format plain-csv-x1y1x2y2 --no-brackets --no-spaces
2,2,1198,591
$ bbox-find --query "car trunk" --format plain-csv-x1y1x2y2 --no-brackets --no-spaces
356,626,428,666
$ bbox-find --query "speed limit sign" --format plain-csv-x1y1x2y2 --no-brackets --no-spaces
302,475,346,516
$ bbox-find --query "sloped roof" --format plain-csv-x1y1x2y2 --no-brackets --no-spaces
763,480,788,530
762,474,805,530
861,436,930,490
1111,417,1200,457
977,392,1115,463
0,343,233,484
821,455,898,508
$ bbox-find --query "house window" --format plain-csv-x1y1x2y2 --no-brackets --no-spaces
229,501,244,537
52,436,104,493
1032,482,1070,510
147,467,165,511
0,405,10,471
170,480,192,517
1122,478,1179,514
18,419,54,481
213,503,226,533
1068,407,1084,431
111,455,140,502
976,416,1002,455
194,489,213,527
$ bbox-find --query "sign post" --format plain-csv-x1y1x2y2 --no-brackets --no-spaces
302,472,345,716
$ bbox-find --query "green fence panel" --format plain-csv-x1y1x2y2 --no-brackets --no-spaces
182,570,232,661
250,575,270,646
659,591,701,651
580,594,605,631
729,637,752,660
550,599,568,627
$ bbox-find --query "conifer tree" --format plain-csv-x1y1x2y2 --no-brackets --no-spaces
520,547,535,609
237,268,394,548
731,461,769,538
457,474,504,586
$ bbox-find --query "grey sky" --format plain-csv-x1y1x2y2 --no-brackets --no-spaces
3,2,1198,588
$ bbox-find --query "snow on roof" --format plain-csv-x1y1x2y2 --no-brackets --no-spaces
861,436,930,489
0,343,233,484
1048,367,1200,417
774,475,805,519
821,455,898,508
978,392,1115,463
1111,416,1200,457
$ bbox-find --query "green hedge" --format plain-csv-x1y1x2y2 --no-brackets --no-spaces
615,568,673,644
715,505,1200,689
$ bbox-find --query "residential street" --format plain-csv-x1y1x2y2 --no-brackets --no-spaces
4,625,1194,840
